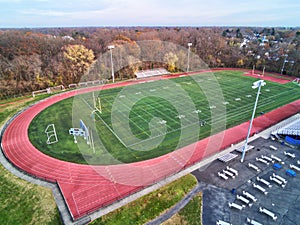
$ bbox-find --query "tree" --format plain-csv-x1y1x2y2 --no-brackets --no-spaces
62,44,95,83
164,52,178,72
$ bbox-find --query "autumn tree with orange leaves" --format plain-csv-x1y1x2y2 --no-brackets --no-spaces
62,45,95,83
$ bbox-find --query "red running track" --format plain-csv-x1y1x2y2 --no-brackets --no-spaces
1,69,300,220
243,71,295,84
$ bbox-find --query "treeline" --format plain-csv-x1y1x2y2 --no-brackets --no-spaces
0,27,299,98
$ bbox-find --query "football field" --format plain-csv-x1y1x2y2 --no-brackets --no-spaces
29,70,300,164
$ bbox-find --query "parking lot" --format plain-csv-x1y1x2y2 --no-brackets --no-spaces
192,137,300,225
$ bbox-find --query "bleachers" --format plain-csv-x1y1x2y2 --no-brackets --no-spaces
218,152,238,163
135,68,170,79
235,145,254,153
272,118,300,136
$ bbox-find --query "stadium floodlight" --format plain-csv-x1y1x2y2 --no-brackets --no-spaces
187,42,192,72
252,64,256,75
281,54,288,75
108,45,115,83
241,80,266,163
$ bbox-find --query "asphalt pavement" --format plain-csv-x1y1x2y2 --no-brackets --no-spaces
192,137,300,225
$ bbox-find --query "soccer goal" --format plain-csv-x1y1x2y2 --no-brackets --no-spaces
45,124,58,144
93,92,102,113
292,78,300,86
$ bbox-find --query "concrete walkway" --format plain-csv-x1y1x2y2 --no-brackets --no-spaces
145,184,202,225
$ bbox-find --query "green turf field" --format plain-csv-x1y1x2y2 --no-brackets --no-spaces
29,70,300,164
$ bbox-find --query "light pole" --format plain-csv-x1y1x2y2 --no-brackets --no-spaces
241,80,266,162
281,54,288,75
187,43,192,72
108,45,115,83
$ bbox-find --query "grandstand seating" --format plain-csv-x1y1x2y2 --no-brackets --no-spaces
218,153,238,163
272,117,300,146
135,68,170,79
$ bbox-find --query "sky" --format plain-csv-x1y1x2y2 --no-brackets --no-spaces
0,0,299,28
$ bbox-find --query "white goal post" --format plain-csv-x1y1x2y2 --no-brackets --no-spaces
45,124,58,144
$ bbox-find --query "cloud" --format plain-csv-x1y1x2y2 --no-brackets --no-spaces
18,9,68,16
0,0,299,27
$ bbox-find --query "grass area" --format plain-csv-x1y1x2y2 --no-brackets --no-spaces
162,192,202,225
90,174,197,225
28,70,300,165
0,166,62,225
0,95,62,225
0,95,46,126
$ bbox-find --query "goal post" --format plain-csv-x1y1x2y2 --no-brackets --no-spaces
45,124,58,144
93,92,102,113
69,119,93,150
292,78,300,86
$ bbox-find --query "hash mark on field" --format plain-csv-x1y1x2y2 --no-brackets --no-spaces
158,120,167,125
80,97,129,147
127,121,204,148
246,95,252,98
235,98,241,101
209,105,216,109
